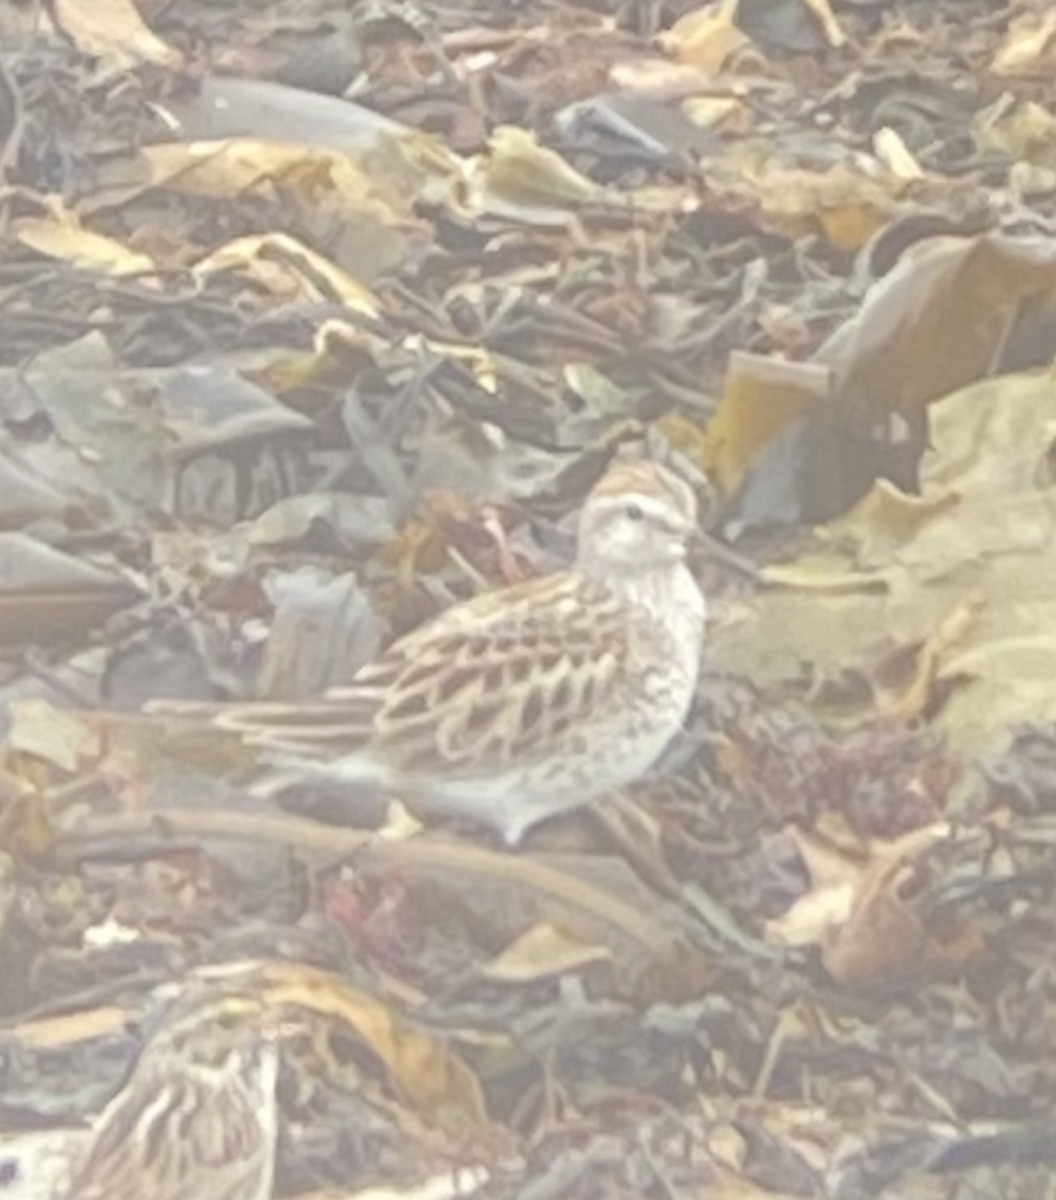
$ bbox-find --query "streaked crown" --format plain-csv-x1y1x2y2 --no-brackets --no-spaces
143,989,274,1072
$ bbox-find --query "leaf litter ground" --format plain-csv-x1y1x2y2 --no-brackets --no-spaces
2,1,1056,1197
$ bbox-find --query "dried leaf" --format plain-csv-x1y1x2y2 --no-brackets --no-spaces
0,533,140,644
817,233,1056,422
711,369,1056,768
798,0,846,48
15,211,156,275
703,351,833,499
659,1,750,72
819,829,984,991
990,9,1056,75
192,234,379,315
250,959,489,1135
6,700,98,773
481,922,613,983
51,0,182,67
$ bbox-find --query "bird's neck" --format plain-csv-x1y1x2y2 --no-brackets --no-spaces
586,559,705,629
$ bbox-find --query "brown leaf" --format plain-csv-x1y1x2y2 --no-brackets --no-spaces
817,232,1056,424
767,826,983,991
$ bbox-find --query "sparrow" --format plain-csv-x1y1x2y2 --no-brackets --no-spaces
54,988,280,1200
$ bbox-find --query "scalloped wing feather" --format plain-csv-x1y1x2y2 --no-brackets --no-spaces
220,571,631,777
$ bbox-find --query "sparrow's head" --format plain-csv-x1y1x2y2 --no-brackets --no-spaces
576,460,699,571
138,987,279,1079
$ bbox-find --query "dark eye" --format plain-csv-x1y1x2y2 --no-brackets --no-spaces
625,503,645,521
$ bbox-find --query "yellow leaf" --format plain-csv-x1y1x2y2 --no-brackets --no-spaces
659,1,749,72
52,0,182,67
481,923,613,983
16,213,156,275
6,700,97,773
193,234,379,316
703,351,832,496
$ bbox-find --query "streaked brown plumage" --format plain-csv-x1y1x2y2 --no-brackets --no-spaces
55,989,280,1200
218,459,707,844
